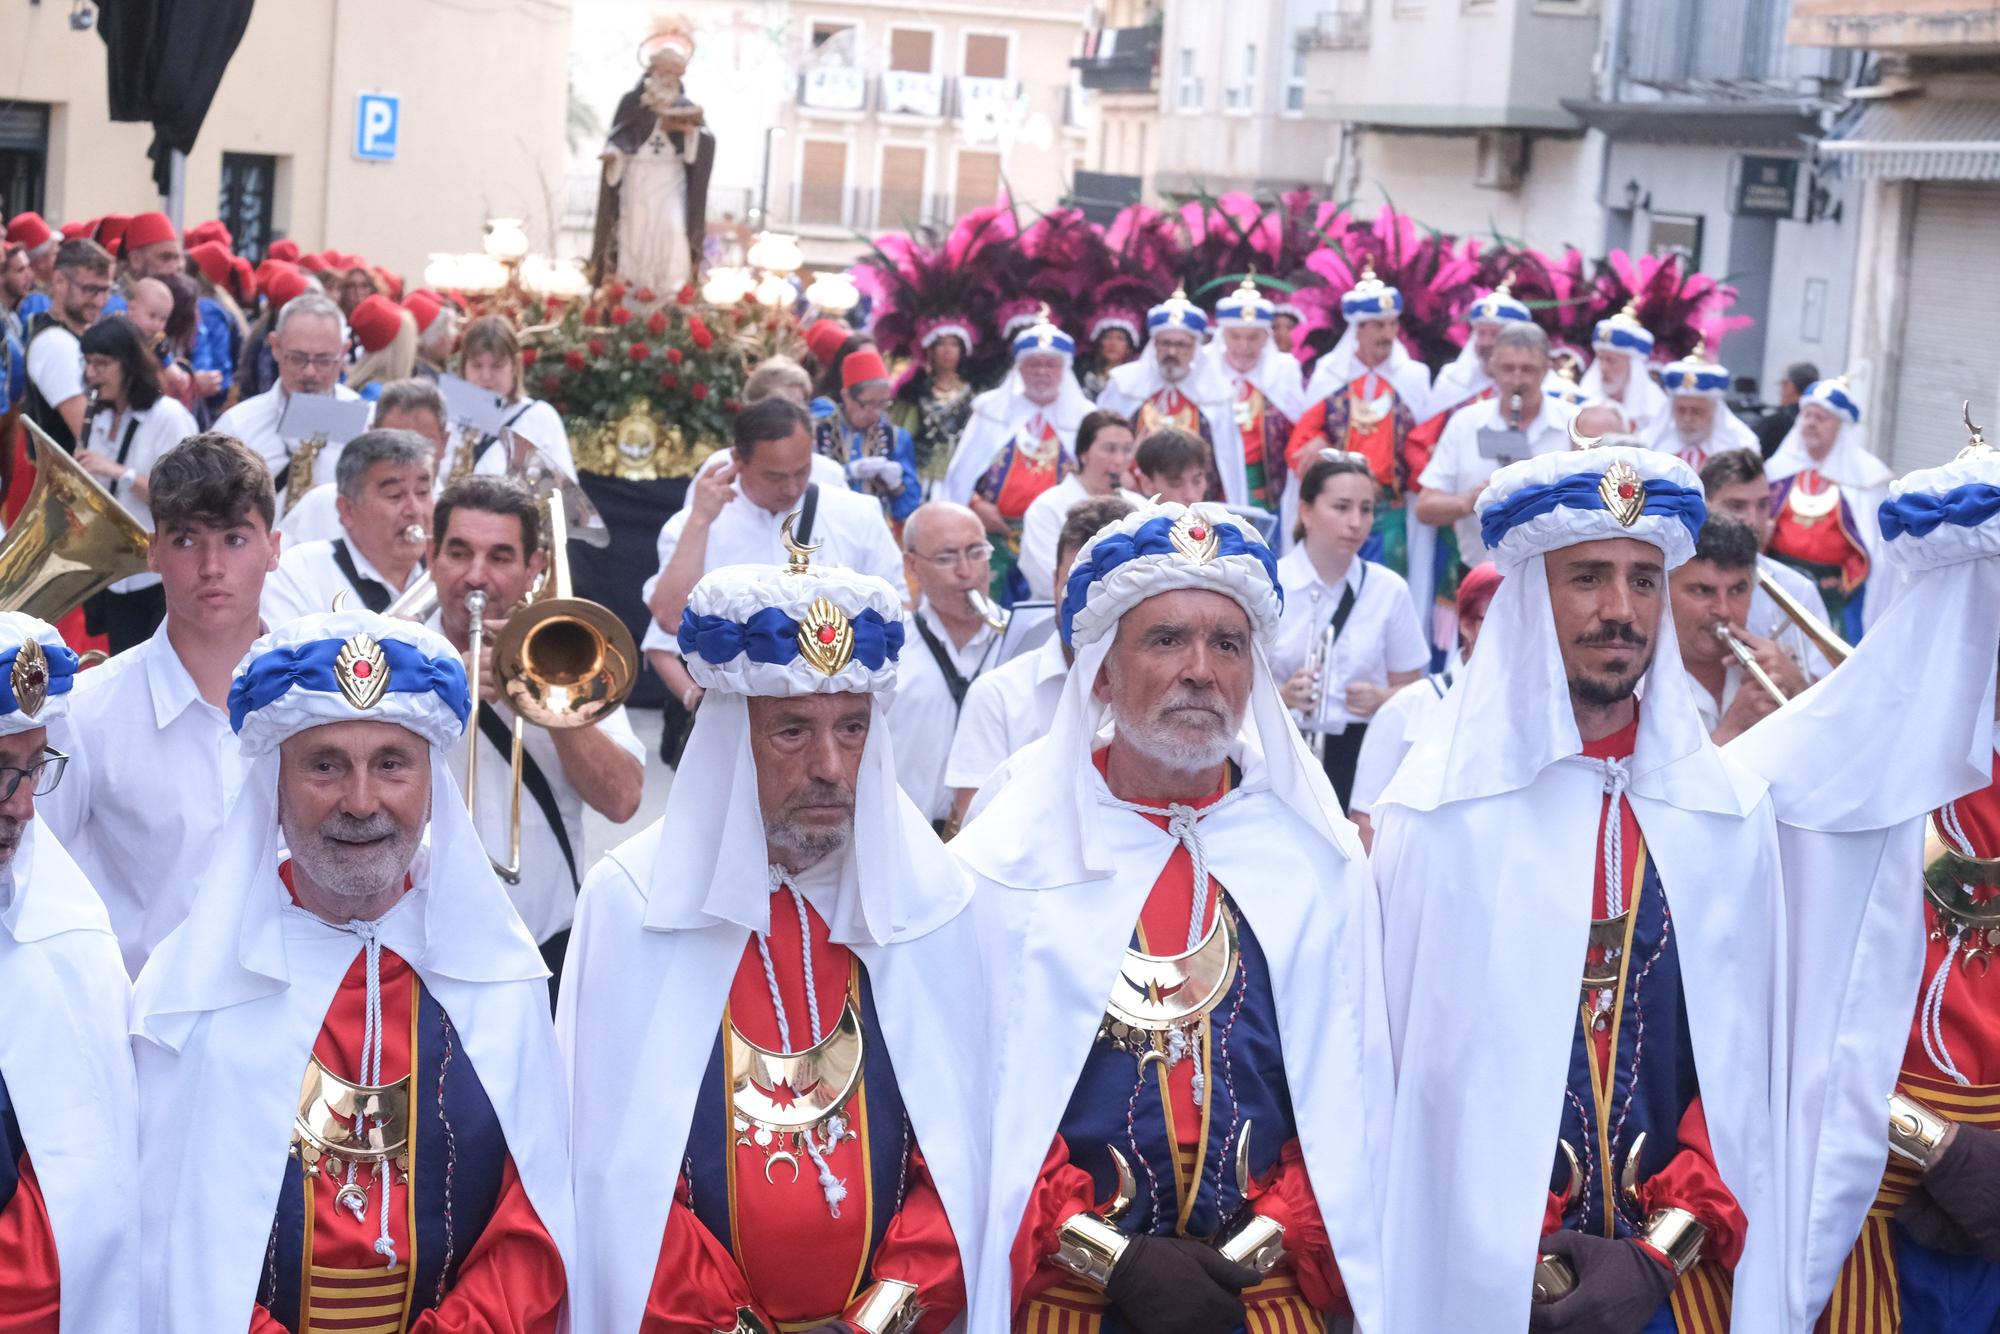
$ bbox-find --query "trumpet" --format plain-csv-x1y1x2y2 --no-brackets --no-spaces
1301,621,1338,762
1755,567,1851,666
402,524,428,546
1712,623,1788,705
461,588,527,884
283,435,327,516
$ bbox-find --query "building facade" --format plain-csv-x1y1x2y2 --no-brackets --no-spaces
0,0,572,280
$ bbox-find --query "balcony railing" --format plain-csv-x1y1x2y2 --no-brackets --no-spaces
1072,24,1162,94
881,69,947,117
798,66,869,112
1301,6,1371,50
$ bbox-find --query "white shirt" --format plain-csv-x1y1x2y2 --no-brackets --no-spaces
79,395,200,592
272,482,343,547
887,600,998,821
1691,660,1746,736
1752,552,1834,682
438,397,578,482
639,477,904,653
1418,396,1578,562
42,621,250,974
944,630,1069,793
1017,474,1145,602
260,532,418,628
429,615,645,943
212,383,366,493
25,321,82,409
1348,670,1454,816
1270,549,1431,734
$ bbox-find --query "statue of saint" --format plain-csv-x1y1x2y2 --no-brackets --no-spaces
589,17,717,297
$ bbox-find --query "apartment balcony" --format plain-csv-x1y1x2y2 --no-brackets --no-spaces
1300,5,1370,51
1072,24,1162,94
881,69,947,119
1788,0,2000,50
798,66,870,114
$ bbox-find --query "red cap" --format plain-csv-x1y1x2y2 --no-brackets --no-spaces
95,214,133,251
374,267,404,301
230,255,257,303
350,294,405,354
188,240,233,287
184,219,232,251
266,238,300,263
123,211,177,254
840,347,889,391
805,319,850,367
1456,562,1503,624
60,219,96,240
261,263,309,309
403,290,443,333
5,212,51,250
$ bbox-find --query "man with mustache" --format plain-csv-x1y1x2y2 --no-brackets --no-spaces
131,609,574,1332
1095,291,1250,506
0,613,140,1328
953,499,1390,1333
560,544,988,1333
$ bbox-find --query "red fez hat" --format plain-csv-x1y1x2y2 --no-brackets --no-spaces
805,319,850,367
350,294,405,354
188,241,233,287
841,347,889,391
230,254,257,303
261,263,310,309
123,211,177,254
95,214,133,251
374,267,404,301
403,290,443,333
5,213,51,250
184,220,232,251
60,219,96,240
1456,562,1504,624
266,238,300,263
297,251,328,273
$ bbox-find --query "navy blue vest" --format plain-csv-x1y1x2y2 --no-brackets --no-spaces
0,1068,21,1216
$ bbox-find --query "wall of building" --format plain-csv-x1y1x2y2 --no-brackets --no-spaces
1347,128,1605,252
1,0,570,281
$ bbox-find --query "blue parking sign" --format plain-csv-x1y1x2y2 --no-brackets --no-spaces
355,93,399,161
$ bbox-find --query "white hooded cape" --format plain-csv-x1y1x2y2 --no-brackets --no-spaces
1579,359,1669,434
558,690,991,1334
0,818,139,1333
1640,402,1762,465
1766,415,1896,626
943,370,1094,507
1301,332,1432,419
1096,348,1251,506
1371,555,1790,1330
130,758,576,1334
952,627,1392,1333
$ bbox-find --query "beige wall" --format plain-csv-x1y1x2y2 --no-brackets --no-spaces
2,0,570,281
1346,129,1603,253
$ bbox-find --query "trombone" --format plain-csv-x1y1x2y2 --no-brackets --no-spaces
1713,622,1789,705
1755,567,1852,666
462,495,639,884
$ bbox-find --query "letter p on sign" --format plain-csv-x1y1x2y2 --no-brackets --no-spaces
355,93,399,161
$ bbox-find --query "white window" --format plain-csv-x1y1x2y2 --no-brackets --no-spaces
1226,42,1257,110
1284,46,1306,113
1177,47,1203,110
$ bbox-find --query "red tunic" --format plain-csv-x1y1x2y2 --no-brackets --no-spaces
252,867,565,1334
642,889,964,1333
1767,472,1870,593
1286,371,1406,491
1011,758,1347,1325
1899,748,2000,1085
0,1155,59,1333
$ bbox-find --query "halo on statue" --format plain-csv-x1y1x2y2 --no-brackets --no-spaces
637,16,696,68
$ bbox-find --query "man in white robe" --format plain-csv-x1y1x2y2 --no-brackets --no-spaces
954,499,1390,1333
1642,341,1761,470
1580,303,1667,436
1096,291,1249,506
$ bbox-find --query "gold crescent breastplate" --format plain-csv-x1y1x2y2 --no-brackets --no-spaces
1098,904,1241,1057
1786,472,1841,522
291,1055,413,1218
727,997,866,1175
1924,810,2000,973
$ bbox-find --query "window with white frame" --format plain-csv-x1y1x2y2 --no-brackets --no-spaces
1176,47,1203,110
1284,45,1306,112
1226,42,1257,110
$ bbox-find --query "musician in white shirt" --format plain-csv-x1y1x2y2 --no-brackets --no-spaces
43,434,281,973
76,316,199,650
211,293,364,506
276,377,449,548
438,315,575,483
1670,512,1807,743
1273,451,1429,808
1699,446,1837,682
259,428,432,625
427,475,644,988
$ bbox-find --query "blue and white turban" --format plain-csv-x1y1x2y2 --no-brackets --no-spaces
1591,302,1656,358
1476,446,1708,573
1215,277,1275,330
229,611,470,757
1661,342,1729,399
1147,288,1209,337
1467,281,1532,327
1880,446,2000,572
0,612,77,736
1804,378,1863,425
1012,311,1076,362
678,560,905,696
1060,501,1282,650
1341,263,1404,320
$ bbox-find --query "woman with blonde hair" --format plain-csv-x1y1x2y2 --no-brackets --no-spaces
448,313,575,482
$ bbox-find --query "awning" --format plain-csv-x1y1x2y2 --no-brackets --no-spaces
1819,98,2000,180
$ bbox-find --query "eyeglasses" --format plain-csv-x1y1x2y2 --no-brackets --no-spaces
0,747,67,801
70,280,113,299
280,351,343,372
915,542,994,571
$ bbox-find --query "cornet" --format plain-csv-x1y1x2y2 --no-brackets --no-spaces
1712,623,1788,705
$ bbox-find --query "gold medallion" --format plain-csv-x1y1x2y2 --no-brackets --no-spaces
797,596,855,675
10,638,49,718
1169,509,1222,564
1598,461,1646,527
334,634,391,710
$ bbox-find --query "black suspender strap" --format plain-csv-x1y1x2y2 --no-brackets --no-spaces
475,402,535,466
475,703,580,890
911,614,974,710
328,540,393,613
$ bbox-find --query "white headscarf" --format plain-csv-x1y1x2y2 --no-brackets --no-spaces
942,365,1094,507
1766,378,1892,490
1201,328,1306,422
1099,343,1249,504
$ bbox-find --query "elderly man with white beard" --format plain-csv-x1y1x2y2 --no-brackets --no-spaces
1096,291,1249,507
953,500,1390,1334
0,613,140,1329
130,610,574,1333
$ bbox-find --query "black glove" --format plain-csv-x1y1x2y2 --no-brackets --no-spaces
1897,1123,2000,1262
1104,1234,1260,1334
1528,1229,1675,1333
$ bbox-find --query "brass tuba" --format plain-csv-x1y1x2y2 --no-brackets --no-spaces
0,419,152,619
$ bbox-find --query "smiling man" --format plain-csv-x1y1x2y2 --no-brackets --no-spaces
952,499,1390,1334
131,609,574,1333
260,428,433,624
